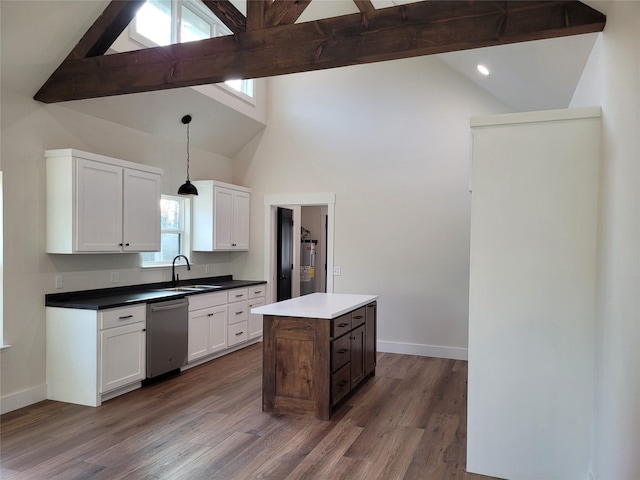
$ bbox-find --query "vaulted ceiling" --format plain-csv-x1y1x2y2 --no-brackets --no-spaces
34,0,605,103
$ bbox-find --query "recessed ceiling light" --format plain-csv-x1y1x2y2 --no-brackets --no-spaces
477,64,490,76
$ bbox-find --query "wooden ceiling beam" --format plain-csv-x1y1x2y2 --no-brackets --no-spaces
201,0,246,34
265,0,312,27
66,0,145,60
34,1,606,104
246,0,271,31
353,0,375,15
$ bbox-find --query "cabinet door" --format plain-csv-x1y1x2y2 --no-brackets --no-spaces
188,305,227,362
100,322,146,393
349,325,364,388
350,324,366,386
248,298,265,339
208,305,228,354
232,190,250,250
188,310,210,362
365,303,377,375
122,168,161,252
214,187,234,249
76,159,123,252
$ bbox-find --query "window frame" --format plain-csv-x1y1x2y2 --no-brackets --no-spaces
129,0,254,101
140,194,191,268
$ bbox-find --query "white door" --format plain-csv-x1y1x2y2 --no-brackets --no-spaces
75,159,123,252
123,168,161,252
214,187,234,249
232,190,251,250
100,322,146,393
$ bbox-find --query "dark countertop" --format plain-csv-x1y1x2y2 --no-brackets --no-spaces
45,276,267,310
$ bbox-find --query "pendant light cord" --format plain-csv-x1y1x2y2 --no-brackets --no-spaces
186,120,190,181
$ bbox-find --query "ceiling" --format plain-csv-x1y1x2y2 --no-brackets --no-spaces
2,0,601,157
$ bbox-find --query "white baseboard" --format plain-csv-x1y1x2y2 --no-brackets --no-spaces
377,341,468,361
1,384,47,414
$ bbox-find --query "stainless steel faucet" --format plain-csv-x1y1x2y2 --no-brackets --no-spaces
172,255,191,287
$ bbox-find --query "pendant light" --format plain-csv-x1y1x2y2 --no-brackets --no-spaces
177,114,198,196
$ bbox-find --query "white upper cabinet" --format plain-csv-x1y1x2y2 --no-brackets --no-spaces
192,180,251,251
45,149,163,254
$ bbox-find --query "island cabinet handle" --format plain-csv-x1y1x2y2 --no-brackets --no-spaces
338,322,349,327
235,331,244,336
354,315,364,319
119,315,133,320
338,348,348,354
338,380,348,387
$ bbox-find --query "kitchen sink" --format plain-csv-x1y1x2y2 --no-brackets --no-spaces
161,285,223,292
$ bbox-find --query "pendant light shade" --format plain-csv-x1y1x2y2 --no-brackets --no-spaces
177,114,198,196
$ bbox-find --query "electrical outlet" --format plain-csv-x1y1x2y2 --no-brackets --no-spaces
110,271,120,283
205,264,211,274
333,266,341,276
55,275,63,289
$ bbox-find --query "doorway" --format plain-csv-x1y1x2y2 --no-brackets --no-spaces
276,207,293,301
263,193,336,304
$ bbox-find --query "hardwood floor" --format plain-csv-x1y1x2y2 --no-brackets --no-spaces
1,343,496,479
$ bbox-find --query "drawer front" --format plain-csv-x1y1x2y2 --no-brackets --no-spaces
188,291,227,311
100,305,146,330
228,288,249,303
248,284,267,299
331,333,351,372
228,300,248,325
351,307,366,328
228,320,248,347
331,363,351,405
331,313,351,338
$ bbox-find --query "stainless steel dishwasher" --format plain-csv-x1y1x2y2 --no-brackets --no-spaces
146,297,189,378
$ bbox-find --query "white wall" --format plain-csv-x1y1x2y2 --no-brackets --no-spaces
570,2,640,478
0,0,241,408
233,56,512,359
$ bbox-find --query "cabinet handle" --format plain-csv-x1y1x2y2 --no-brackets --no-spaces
235,331,244,336
338,380,348,387
142,329,146,332
232,243,237,247
338,348,348,354
125,243,130,247
119,315,133,320
208,313,214,317
354,315,363,319
338,322,349,327
119,243,123,247
254,291,262,294
236,311,243,315
235,294,243,298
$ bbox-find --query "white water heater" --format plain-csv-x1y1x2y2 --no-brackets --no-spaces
300,240,317,296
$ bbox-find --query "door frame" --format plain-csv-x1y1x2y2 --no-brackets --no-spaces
263,193,335,304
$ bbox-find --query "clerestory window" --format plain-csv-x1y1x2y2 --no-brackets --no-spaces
131,0,254,99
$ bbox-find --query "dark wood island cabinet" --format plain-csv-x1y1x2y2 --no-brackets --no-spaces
252,293,378,420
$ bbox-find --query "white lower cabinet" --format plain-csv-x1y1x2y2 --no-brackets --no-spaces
187,291,228,363
46,304,146,407
186,285,267,365
100,321,146,394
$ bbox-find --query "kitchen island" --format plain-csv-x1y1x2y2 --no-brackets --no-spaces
252,293,378,420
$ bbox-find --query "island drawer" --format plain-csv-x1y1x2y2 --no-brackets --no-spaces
331,363,351,405
331,333,351,372
331,314,351,338
351,307,366,328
